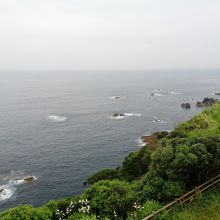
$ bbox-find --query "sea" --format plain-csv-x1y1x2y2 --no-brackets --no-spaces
0,70,220,211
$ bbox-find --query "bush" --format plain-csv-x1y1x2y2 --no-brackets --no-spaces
67,214,110,220
127,200,162,220
133,175,184,202
151,143,212,185
84,169,118,185
0,205,53,220
120,146,151,181
84,180,138,219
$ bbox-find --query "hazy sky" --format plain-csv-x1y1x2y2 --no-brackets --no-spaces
0,0,220,71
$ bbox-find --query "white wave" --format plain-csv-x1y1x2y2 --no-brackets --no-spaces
109,115,126,120
0,175,37,201
124,113,142,117
170,91,181,95
153,119,166,123
109,96,126,100
0,185,15,201
137,137,146,147
148,93,163,97
110,113,141,120
47,115,67,123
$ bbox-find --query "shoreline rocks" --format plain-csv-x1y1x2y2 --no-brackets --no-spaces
141,131,169,149
196,97,217,107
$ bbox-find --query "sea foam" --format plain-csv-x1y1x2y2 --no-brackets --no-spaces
170,91,181,95
109,96,126,100
124,113,142,117
0,176,37,201
110,113,141,120
47,115,67,123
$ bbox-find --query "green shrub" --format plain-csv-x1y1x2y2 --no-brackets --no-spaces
0,205,53,220
84,180,138,219
84,169,118,185
127,200,162,220
134,175,184,202
151,143,212,185
120,146,151,181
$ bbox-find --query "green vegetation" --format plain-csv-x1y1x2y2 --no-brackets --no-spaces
156,184,220,220
1,102,220,219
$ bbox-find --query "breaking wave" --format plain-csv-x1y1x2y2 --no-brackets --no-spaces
46,115,67,123
152,116,166,123
0,176,37,201
110,115,126,120
109,96,126,100
124,113,142,117
170,91,181,95
137,137,146,147
110,113,142,120
148,93,163,97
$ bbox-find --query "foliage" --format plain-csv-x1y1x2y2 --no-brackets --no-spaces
158,185,220,220
127,200,162,220
132,175,184,202
0,205,53,220
67,214,109,220
151,143,212,185
120,146,151,181
84,180,138,219
84,169,118,185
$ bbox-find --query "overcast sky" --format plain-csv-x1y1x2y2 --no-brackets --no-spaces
0,0,220,71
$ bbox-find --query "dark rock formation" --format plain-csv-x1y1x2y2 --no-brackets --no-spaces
214,93,220,95
24,176,36,183
196,97,217,107
181,103,191,109
113,113,125,117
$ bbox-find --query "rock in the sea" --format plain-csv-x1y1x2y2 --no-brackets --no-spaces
113,113,125,117
196,97,217,107
0,188,4,193
196,102,204,107
24,176,36,183
214,93,220,96
181,103,191,109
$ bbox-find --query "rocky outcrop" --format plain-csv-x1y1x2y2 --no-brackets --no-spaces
214,93,220,95
141,131,169,149
113,113,125,117
24,176,36,184
196,97,217,107
181,103,191,109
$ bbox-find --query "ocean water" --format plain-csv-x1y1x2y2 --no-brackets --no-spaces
0,70,220,211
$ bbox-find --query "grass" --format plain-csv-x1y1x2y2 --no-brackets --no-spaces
177,102,220,138
157,184,220,220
